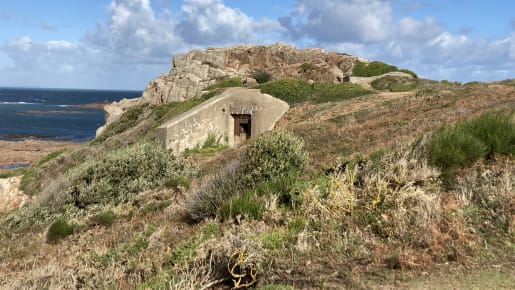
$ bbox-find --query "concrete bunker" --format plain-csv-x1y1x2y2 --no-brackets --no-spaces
156,87,289,153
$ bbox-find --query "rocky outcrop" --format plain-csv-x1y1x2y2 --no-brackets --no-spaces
96,43,366,136
140,43,365,104
0,176,31,212
95,98,140,137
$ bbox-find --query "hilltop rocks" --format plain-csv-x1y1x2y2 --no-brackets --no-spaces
140,43,364,104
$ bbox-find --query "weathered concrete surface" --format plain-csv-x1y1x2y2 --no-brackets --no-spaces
142,43,364,104
0,176,31,212
156,88,289,153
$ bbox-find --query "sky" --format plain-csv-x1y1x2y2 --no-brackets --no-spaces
0,0,514,90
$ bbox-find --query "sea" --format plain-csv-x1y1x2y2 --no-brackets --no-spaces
0,87,142,142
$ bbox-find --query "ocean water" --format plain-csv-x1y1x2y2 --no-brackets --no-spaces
0,87,141,142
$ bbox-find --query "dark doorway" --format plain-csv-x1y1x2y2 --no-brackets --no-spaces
232,114,251,144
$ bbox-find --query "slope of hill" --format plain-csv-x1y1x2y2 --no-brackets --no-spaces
0,45,514,289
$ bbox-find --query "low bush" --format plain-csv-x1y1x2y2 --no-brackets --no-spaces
66,142,192,208
243,131,307,186
312,82,371,103
259,79,370,104
250,69,272,84
185,131,307,221
47,218,75,243
352,61,398,77
259,79,313,104
428,111,514,172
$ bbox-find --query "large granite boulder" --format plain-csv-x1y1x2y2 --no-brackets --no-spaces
140,43,364,104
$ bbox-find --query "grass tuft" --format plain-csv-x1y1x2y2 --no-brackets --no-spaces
46,218,75,243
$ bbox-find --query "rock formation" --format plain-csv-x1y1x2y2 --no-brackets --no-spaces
140,43,364,104
0,176,31,212
96,43,365,137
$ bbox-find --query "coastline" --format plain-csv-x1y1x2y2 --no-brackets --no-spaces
0,140,82,173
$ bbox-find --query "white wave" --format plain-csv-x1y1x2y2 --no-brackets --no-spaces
57,104,70,107
0,101,36,105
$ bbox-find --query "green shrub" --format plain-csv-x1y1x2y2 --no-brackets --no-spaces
259,79,370,104
429,126,487,171
219,191,265,220
185,131,307,221
66,142,191,208
352,61,398,77
428,111,514,172
47,218,75,243
250,69,272,84
464,112,515,156
312,82,370,103
90,210,116,226
243,131,307,185
205,77,242,90
259,79,313,104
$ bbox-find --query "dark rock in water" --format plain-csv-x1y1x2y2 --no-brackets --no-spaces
0,163,30,170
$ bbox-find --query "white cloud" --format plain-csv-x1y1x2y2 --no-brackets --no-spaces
280,0,392,43
1,0,514,89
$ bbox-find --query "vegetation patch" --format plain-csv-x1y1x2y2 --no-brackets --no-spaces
184,132,228,156
219,191,265,220
259,79,370,104
371,75,419,92
89,210,116,227
352,61,399,77
46,218,75,243
353,61,418,78
428,111,514,173
0,167,27,178
250,69,272,84
66,142,193,209
205,77,242,90
185,131,307,221
93,104,149,144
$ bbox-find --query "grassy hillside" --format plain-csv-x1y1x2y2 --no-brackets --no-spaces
0,77,514,289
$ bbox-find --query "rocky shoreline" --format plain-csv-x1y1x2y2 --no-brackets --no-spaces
0,140,81,173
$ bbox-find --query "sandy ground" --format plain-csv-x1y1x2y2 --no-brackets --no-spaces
0,140,81,173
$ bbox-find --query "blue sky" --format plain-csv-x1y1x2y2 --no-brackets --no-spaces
1,0,514,90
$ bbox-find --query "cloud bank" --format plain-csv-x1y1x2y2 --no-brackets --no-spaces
1,0,514,89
